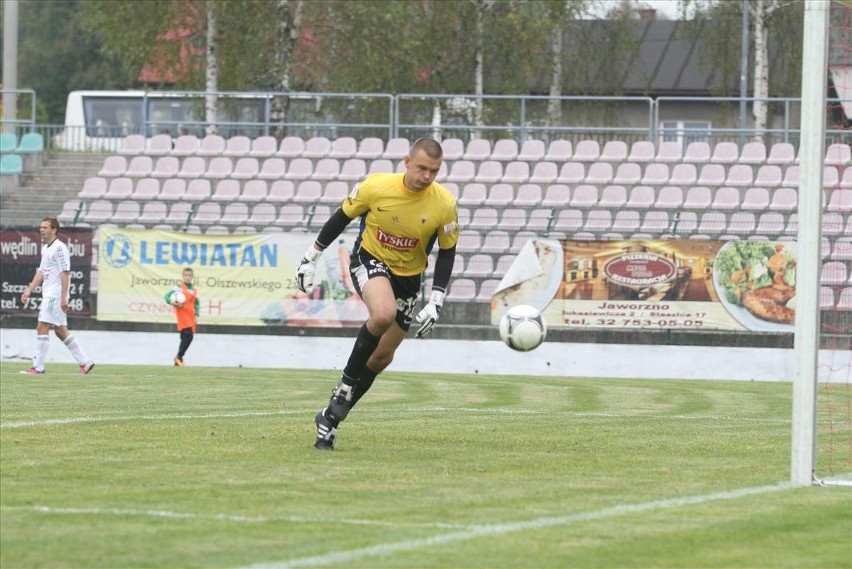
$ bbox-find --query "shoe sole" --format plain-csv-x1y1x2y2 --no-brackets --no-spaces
314,410,335,451
81,363,95,375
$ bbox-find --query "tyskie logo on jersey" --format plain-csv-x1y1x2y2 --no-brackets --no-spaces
376,228,418,249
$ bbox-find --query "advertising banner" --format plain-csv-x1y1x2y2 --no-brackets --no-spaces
0,227,93,317
492,239,797,332
96,228,367,326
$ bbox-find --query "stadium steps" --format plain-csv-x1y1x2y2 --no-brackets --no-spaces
0,152,108,228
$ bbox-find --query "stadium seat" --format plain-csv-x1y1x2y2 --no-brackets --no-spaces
565,184,595,208
625,185,655,209
499,208,527,231
649,185,681,209
112,200,141,223
683,186,712,209
303,136,332,160
543,140,573,162
98,155,127,177
193,202,222,226
232,157,260,179
572,140,601,162
767,142,796,165
184,179,212,201
598,185,627,208
104,177,134,200
307,204,332,230
821,261,848,286
823,165,841,188
641,162,670,186
556,161,585,184
285,158,314,181
151,156,180,178
293,180,323,204
16,132,44,154
711,186,741,210
171,134,200,156
724,212,756,235
833,239,852,260
220,203,250,225
57,200,85,225
249,136,278,158
683,141,711,163
822,212,845,236
474,160,503,183
276,204,305,228
755,212,786,237
600,140,628,162
203,156,233,179
509,231,537,253
212,179,241,201
0,132,18,153
458,183,488,206
442,182,460,199
500,161,530,184
697,164,726,186
464,139,492,161
825,143,851,167
710,141,739,164
469,207,500,231
117,134,146,156
177,156,206,178
257,157,287,180
382,137,410,160
526,209,554,232
447,278,477,301
311,158,341,181
83,200,114,223
838,287,852,311
697,212,727,235
130,178,160,201
540,184,571,207
769,187,797,211
491,139,519,161
328,136,358,159
609,162,639,186
145,134,173,156
740,187,770,210
267,180,296,203
455,230,482,254
669,163,697,186
517,139,546,162
725,164,754,187
819,287,836,309
464,254,495,278
321,181,350,205
826,188,852,212
247,203,278,227
627,140,655,163
476,279,501,301
368,158,395,175
165,202,195,226
139,201,168,226
612,211,640,234
159,178,187,201
754,164,783,187
484,183,514,207
222,135,251,158
339,158,367,181
640,211,670,234
446,160,477,184
781,165,799,187
354,137,384,160
654,141,683,163
670,211,698,235
239,180,268,202
581,209,611,233
513,183,542,207
196,134,226,157
528,161,559,184
277,136,306,158
124,156,154,177
739,141,767,164
79,177,108,199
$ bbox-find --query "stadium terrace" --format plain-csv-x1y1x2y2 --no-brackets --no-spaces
138,240,278,267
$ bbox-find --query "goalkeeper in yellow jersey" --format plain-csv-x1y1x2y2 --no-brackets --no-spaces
296,138,460,450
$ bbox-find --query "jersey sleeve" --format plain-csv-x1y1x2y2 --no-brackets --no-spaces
436,198,460,250
340,178,374,218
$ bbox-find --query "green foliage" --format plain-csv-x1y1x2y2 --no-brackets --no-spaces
1,362,851,568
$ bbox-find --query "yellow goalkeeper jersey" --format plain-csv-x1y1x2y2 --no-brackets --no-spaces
341,172,459,277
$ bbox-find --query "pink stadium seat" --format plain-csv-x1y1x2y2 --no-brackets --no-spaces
509,232,537,253
523,209,552,232
171,135,200,156
540,184,571,207
220,203,250,225
581,209,611,233
683,186,711,209
117,135,145,156
628,141,656,163
277,136,305,158
822,212,845,236
302,136,332,159
654,186,684,209
469,208,500,231
825,143,851,167
124,156,153,177
654,141,683,163
641,162,670,186
104,177,134,200
232,157,260,180
568,184,597,208
212,179,241,202
267,180,295,203
223,135,252,157
204,156,233,179
328,136,358,159
725,164,754,187
669,163,697,186
464,254,495,278
613,162,641,185
513,184,542,207
185,179,212,201
165,202,194,226
755,212,786,237
293,180,323,204
442,182,459,199
517,139,546,162
98,155,127,177
447,278,477,301
458,183,488,206
711,186,741,210
239,180,268,202
321,181,350,205
710,141,739,164
769,187,797,211
612,211,640,234
177,156,206,178
131,178,160,200
529,161,559,184
819,287,835,309
368,159,395,175
145,134,174,156
447,160,477,184
832,239,852,260
338,158,367,181
556,209,586,233
474,160,503,183
197,134,226,157
276,204,305,228
382,137,410,160
491,139,519,161
739,141,767,164
671,211,698,235
683,141,711,164
625,185,655,209
354,137,384,160
500,161,530,184
597,185,627,208
839,288,852,311
754,164,783,187
441,138,465,161
249,136,278,158
477,279,501,301
455,230,482,254
821,261,848,286
640,211,670,234
727,212,756,235
740,187,770,210
499,208,527,231
485,183,515,207
311,158,341,181
544,140,573,162
247,203,277,226
205,225,230,235
767,142,795,165
697,164,725,186
600,140,628,163
782,165,799,187
258,157,287,180
557,161,585,184
83,200,114,223
573,140,601,162
826,188,852,212
823,165,840,188
285,158,314,181
464,139,492,161
138,201,168,225
151,156,179,178
158,178,186,201
194,202,222,226
842,168,852,190
79,177,108,199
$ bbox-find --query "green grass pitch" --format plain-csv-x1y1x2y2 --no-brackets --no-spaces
1,361,850,569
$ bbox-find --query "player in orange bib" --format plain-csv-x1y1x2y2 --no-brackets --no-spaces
297,138,460,450
165,267,199,367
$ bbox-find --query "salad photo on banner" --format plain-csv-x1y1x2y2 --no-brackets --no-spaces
491,239,797,332
97,228,367,327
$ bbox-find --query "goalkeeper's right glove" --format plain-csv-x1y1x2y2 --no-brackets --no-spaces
296,245,322,293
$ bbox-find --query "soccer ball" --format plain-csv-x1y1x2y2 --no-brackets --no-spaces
499,305,547,352
172,290,186,307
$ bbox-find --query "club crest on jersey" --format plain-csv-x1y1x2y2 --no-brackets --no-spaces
376,228,418,249
421,214,428,224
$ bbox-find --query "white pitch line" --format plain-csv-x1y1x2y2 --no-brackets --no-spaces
239,481,800,569
0,410,306,429
0,505,472,530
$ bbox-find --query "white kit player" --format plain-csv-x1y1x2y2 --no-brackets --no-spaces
20,217,95,375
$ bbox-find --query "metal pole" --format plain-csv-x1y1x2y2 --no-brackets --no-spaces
2,0,19,133
739,0,750,147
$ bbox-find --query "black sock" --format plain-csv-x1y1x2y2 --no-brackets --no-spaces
178,329,193,358
351,367,379,408
342,324,380,379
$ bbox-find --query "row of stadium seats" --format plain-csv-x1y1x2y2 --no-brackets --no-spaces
115,133,852,168
93,153,852,190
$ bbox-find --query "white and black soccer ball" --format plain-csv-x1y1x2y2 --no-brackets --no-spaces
499,304,547,352
171,290,186,307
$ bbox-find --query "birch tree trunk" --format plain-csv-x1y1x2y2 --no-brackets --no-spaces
204,0,219,135
472,0,493,138
546,3,568,127
271,0,303,139
752,0,781,143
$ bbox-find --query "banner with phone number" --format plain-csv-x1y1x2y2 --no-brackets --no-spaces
491,239,798,332
96,228,367,326
0,227,93,317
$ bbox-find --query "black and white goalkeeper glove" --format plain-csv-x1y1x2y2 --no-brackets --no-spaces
296,246,322,293
415,290,444,338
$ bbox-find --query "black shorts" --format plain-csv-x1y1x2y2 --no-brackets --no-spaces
349,248,421,331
